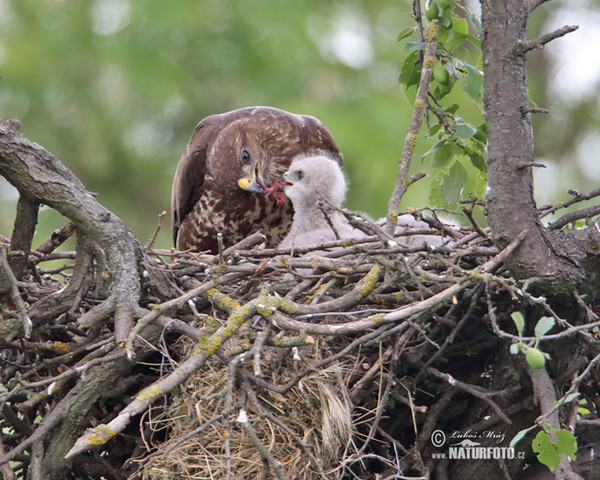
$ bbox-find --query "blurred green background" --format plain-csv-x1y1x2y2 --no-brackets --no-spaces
0,0,599,250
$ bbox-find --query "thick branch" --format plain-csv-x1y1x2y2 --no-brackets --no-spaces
0,120,143,342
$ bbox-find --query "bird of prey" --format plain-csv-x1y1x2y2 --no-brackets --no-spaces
278,154,363,250
171,106,342,253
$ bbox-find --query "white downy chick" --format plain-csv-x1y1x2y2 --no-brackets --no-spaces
278,155,363,250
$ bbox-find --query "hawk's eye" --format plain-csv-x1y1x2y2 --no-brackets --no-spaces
296,170,304,181
240,148,251,165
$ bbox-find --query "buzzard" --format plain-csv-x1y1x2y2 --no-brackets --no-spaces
278,154,363,250
171,106,343,253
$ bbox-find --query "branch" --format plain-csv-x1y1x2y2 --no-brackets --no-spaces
539,188,600,219
528,366,584,480
0,249,31,338
386,21,438,234
513,25,579,56
0,120,144,343
526,0,550,13
547,205,600,231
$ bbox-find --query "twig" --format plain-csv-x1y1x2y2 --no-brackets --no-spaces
461,205,490,239
426,366,513,424
547,205,600,230
513,25,579,55
144,211,166,252
0,249,31,338
124,271,248,359
237,411,288,480
539,188,600,219
7,194,39,281
386,21,438,234
35,222,77,254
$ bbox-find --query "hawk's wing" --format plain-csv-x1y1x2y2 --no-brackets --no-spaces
171,114,221,246
296,114,344,168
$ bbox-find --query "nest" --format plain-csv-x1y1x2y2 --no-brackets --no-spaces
141,355,353,480
126,209,510,479
4,207,599,480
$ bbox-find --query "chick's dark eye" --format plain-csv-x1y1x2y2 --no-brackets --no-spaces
240,148,251,165
296,170,304,180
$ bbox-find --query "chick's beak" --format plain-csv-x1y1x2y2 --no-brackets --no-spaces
278,170,295,186
238,161,267,194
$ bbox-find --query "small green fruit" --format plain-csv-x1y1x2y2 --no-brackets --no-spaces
433,64,450,84
438,0,453,9
526,347,546,369
425,1,439,20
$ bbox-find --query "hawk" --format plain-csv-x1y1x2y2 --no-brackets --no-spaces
278,154,363,250
171,106,343,253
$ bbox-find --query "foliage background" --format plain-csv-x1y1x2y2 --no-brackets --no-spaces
0,0,599,249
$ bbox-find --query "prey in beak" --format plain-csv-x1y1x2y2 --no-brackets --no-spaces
265,171,292,205
238,161,267,194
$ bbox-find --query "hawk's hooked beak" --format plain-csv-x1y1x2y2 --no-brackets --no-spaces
238,161,267,194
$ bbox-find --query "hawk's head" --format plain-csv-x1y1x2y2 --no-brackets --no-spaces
207,111,301,195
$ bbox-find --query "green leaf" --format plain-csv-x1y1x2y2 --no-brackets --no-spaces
397,26,416,42
405,41,426,51
453,17,469,36
534,316,555,341
423,138,448,159
398,50,421,89
460,62,484,101
426,123,443,138
474,123,487,143
468,13,482,33
432,141,455,168
452,122,477,139
440,161,467,204
526,347,546,369
555,429,577,461
510,425,536,448
532,428,577,472
532,431,562,472
563,392,580,404
467,149,486,172
465,33,481,48
511,312,525,337
438,11,453,29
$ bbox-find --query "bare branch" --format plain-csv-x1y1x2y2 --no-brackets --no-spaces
547,205,600,230
513,25,579,56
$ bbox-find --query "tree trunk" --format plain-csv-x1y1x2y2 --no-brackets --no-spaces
481,0,600,299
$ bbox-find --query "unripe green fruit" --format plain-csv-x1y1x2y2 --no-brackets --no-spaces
425,1,439,20
526,347,546,369
433,64,450,84
438,0,453,9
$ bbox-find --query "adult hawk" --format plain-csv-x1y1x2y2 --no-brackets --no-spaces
171,106,343,253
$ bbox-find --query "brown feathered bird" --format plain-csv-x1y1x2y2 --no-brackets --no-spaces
171,106,342,253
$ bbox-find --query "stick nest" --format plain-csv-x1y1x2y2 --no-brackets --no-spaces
3,209,599,480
